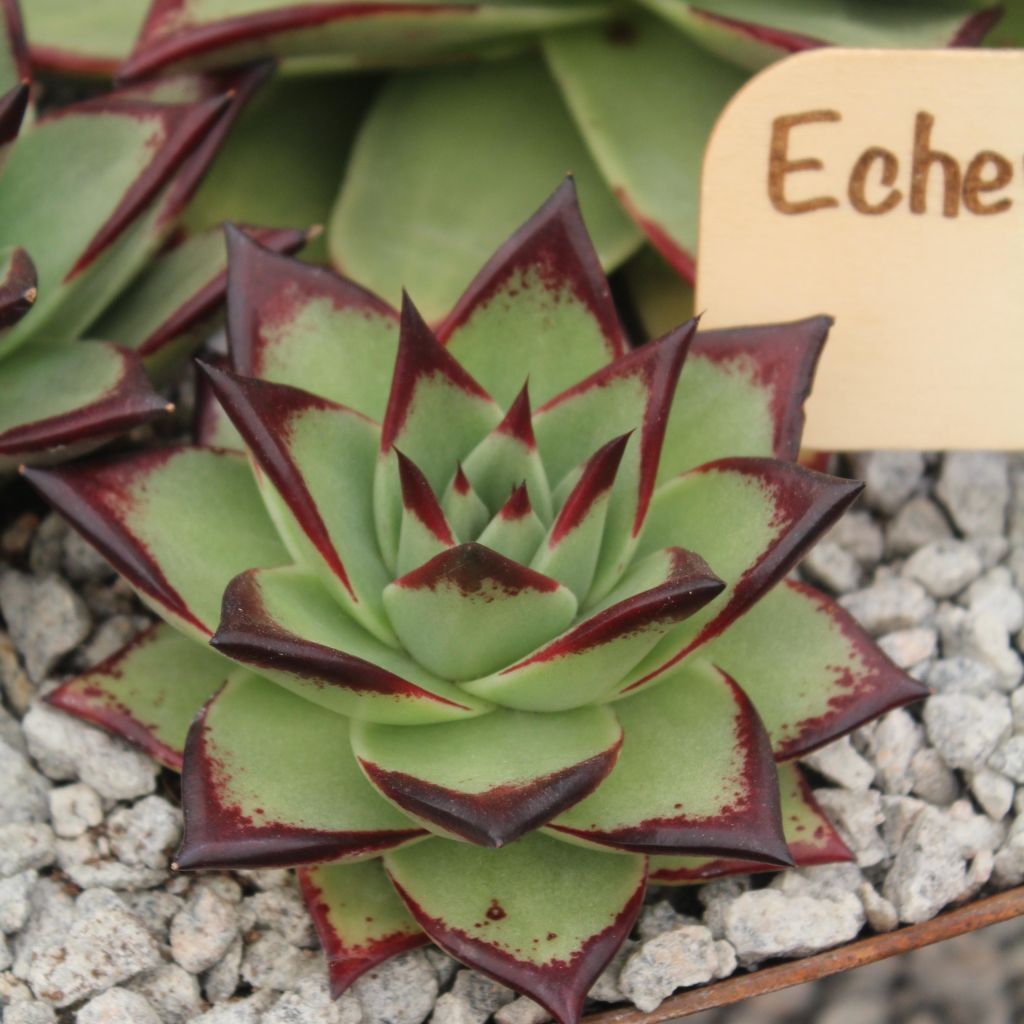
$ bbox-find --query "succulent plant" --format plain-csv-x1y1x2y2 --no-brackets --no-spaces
28,182,926,1021
0,1,308,471
20,1,1001,326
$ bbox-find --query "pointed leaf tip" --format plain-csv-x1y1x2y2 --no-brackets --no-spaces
496,383,535,448
396,449,455,545
549,432,630,547
499,482,532,521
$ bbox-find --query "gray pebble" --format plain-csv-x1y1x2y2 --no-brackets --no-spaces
586,937,635,1003
937,606,1023,688
0,824,54,878
126,890,186,942
171,887,240,975
887,497,953,556
192,992,277,1023
813,789,887,867
619,925,722,1012
263,976,362,1024
27,516,65,576
909,748,958,806
494,997,551,1024
801,541,861,594
246,887,315,948
877,627,937,670
351,950,438,1024
883,807,967,923
968,767,1015,821
936,453,1009,537
924,692,1011,770
724,889,864,966
77,987,162,1024
839,579,935,636
10,877,74,979
203,935,243,1004
0,870,36,933
857,882,899,932
636,900,700,941
865,708,922,795
966,569,1024,633
770,863,865,900
4,1002,57,1024
697,878,750,941
0,571,90,681
61,528,113,583
77,614,140,670
852,452,925,514
54,832,168,890
0,632,35,716
450,969,515,1023
240,932,314,991
801,736,875,791
47,782,102,838
0,740,50,825
828,510,884,567
22,702,158,801
108,795,183,869
926,656,1000,696
129,963,204,1024
429,994,476,1024
987,734,1024,783
904,540,983,598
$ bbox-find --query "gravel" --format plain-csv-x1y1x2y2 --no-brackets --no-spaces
2,451,1024,1023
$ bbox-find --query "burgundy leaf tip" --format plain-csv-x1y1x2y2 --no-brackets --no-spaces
499,483,532,521
396,449,455,545
393,543,561,596
496,383,535,448
0,81,28,148
0,246,36,330
452,463,472,496
549,433,631,545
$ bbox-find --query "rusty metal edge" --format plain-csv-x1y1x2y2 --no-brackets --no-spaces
582,886,1024,1024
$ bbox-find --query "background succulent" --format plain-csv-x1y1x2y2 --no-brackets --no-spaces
0,0,311,471
27,183,926,1022
15,0,1009,330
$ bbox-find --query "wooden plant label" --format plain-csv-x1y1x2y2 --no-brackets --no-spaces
696,49,1024,451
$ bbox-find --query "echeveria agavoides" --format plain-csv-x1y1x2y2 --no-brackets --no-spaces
21,1,1001,325
0,0,309,471
28,182,927,1022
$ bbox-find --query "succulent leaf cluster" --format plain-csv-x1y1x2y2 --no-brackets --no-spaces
29,183,926,1023
18,0,1003,324
0,1,308,471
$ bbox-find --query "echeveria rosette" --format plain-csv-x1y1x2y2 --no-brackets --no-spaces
27,183,926,1023
19,1,1001,325
0,1,308,470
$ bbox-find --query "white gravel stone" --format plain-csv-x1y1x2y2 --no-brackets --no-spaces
351,950,438,1024
246,887,316,948
910,748,959,805
26,901,161,1006
801,736,875,790
857,882,899,932
936,607,1023,688
241,932,314,991
903,540,983,598
636,900,700,940
54,832,167,890
966,569,1024,633
987,734,1024,783
263,976,362,1024
619,925,721,1012
424,948,458,990
723,890,864,966
993,816,1024,886
129,963,204,1024
430,994,476,1024
0,740,50,825
4,1002,57,1024
839,579,935,637
936,452,1010,537
203,935,243,1004
968,767,1015,821
852,452,925,515
22,702,158,800
108,795,183,869
61,528,114,583
814,789,887,867
0,824,54,878
865,709,922,795
945,799,1006,857
124,889,185,942
77,987,162,1024
802,540,861,594
877,627,938,670
450,969,515,1022
10,877,74,980
587,938,635,1003
770,863,866,900
886,497,953,556
171,886,240,975
47,782,102,838
924,692,1011,770
494,996,551,1024
883,807,968,924
828,510,884,566
0,870,36,933
0,571,91,681
926,656,1000,695
193,992,276,1023
235,868,292,890
697,878,750,940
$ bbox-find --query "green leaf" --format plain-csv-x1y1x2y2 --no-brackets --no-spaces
383,544,578,682
212,565,493,725
373,298,501,570
477,485,546,564
177,671,426,870
299,860,426,997
0,340,168,471
637,0,994,72
533,320,695,602
24,446,289,641
46,623,228,771
182,74,371,264
439,179,627,407
93,225,308,383
707,579,928,759
659,317,831,482
613,458,861,699
395,451,456,578
546,11,743,281
385,832,646,1024
201,364,395,644
0,92,227,356
460,385,552,524
351,705,622,846
442,465,491,544
122,1,609,78
462,547,722,712
23,0,147,75
225,226,400,421
329,56,641,322
650,761,851,883
549,658,790,865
